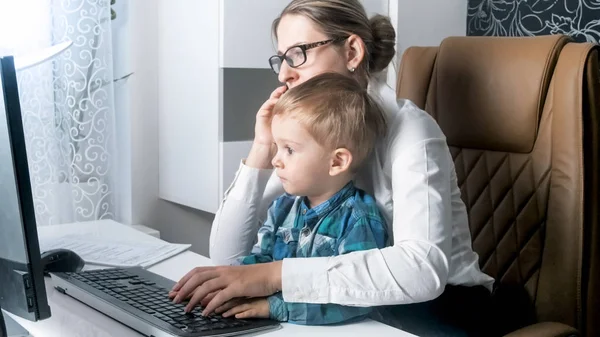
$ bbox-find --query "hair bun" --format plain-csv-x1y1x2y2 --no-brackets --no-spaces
368,14,396,73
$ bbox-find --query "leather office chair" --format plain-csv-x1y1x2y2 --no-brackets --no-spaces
396,35,600,336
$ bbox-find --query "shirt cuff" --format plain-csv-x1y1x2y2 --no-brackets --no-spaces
225,160,273,204
267,294,288,322
282,257,331,303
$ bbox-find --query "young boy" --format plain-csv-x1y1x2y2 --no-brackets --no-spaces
222,73,388,325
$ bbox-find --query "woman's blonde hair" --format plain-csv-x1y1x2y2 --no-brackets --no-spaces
272,0,396,86
273,72,387,171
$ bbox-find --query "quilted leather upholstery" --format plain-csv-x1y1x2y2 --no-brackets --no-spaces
452,146,549,291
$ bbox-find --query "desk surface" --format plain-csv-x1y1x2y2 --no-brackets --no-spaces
7,220,414,337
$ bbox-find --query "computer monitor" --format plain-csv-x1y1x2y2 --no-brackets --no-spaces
0,55,51,335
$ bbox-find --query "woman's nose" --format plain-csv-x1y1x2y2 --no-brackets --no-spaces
278,61,297,85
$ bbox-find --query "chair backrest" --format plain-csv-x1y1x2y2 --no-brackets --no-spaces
396,35,600,336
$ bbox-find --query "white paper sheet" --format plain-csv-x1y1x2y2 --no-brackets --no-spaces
39,235,191,268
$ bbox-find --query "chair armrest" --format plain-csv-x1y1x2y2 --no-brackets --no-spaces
505,322,579,337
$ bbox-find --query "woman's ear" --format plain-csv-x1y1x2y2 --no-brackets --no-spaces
345,34,366,71
329,148,353,176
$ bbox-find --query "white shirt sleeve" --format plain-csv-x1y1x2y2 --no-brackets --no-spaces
281,138,454,306
209,161,284,264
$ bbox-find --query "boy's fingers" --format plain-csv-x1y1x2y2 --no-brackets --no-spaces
223,303,251,318
235,309,255,319
215,298,242,314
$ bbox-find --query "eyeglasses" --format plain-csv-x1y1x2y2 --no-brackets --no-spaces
268,37,347,74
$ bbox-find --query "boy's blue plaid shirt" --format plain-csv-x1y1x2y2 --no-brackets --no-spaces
237,182,388,325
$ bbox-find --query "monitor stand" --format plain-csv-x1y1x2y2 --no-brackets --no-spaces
1,311,30,337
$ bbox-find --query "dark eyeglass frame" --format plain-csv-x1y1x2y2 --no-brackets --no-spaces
268,37,348,74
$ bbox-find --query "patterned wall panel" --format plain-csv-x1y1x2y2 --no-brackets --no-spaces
467,0,600,43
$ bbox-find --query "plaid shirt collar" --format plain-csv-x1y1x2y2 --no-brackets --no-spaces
298,181,356,229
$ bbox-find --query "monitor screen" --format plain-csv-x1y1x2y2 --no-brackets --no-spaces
0,55,50,323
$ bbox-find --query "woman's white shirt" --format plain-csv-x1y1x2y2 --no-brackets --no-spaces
209,79,495,306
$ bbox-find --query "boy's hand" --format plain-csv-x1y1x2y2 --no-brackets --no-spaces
217,298,269,319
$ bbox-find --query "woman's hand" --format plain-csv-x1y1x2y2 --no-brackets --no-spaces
254,85,287,146
169,261,283,315
245,86,287,169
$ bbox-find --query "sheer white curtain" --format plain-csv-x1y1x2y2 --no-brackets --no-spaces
0,0,117,226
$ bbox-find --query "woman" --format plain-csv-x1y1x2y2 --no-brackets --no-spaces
171,0,495,335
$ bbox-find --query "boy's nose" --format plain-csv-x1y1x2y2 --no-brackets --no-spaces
271,155,282,169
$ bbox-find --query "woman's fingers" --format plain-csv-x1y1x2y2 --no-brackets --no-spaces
253,85,288,146
270,85,287,99
257,98,279,116
200,291,219,307
173,269,220,304
258,86,288,116
202,285,239,316
184,278,224,313
168,290,193,300
171,266,211,292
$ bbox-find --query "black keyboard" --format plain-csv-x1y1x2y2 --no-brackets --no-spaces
51,267,280,337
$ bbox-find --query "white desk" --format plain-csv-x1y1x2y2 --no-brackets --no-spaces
7,220,414,337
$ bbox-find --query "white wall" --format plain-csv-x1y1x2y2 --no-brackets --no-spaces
385,0,466,89
395,0,467,59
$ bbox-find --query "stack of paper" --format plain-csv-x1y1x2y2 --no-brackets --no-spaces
40,235,191,268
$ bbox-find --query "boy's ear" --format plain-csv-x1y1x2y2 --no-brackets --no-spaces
329,148,353,176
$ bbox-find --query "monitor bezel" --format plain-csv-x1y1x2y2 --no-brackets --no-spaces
0,55,51,321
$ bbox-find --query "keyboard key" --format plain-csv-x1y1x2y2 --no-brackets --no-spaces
214,323,228,329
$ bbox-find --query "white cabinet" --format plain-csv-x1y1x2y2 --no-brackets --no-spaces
157,0,222,213
158,0,390,214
